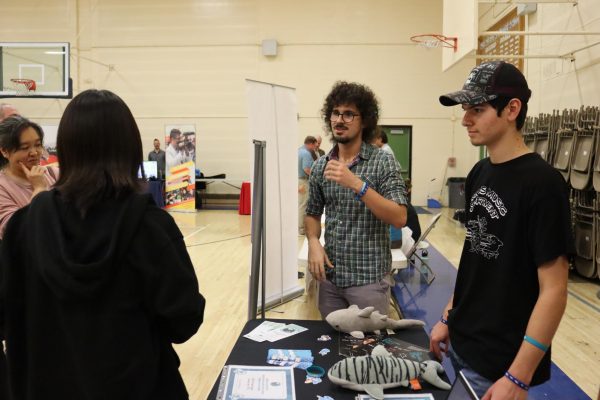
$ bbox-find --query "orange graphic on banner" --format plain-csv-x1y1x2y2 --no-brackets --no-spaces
165,160,195,210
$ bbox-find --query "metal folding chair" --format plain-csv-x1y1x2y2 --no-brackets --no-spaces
394,213,442,285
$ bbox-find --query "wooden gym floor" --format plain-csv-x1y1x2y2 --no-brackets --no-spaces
171,208,600,399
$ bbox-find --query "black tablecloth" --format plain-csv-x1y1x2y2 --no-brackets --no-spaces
208,318,451,400
147,180,165,208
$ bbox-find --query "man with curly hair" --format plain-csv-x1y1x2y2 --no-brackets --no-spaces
305,81,407,318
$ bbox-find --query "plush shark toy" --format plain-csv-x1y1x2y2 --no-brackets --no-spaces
325,305,425,338
328,345,451,399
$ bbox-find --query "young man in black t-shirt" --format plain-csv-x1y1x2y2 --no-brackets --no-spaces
429,61,574,399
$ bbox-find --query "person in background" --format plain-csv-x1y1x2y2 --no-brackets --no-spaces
0,116,58,239
0,104,18,122
0,89,205,399
305,81,407,317
372,128,403,171
391,178,421,249
430,61,573,399
404,179,421,242
298,135,317,235
0,103,18,400
312,134,326,160
148,138,166,179
373,129,394,156
0,103,19,398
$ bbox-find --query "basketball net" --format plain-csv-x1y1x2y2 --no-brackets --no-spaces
410,34,458,52
418,40,444,50
10,79,36,96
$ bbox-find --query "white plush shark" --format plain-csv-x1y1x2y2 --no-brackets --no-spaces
327,345,451,400
325,305,425,339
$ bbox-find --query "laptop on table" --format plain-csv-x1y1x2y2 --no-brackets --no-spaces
446,370,480,400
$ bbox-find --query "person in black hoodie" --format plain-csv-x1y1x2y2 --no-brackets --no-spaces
0,89,206,400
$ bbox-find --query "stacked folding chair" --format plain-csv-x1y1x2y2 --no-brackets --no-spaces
523,116,536,152
548,112,562,164
553,109,578,182
529,106,600,282
533,113,556,162
572,190,598,279
570,107,599,190
595,206,600,280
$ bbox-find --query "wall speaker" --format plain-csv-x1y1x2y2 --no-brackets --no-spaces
262,39,278,57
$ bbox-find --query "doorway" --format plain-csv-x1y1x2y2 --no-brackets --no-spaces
380,125,412,180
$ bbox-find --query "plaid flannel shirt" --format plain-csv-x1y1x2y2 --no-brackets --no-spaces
305,141,407,288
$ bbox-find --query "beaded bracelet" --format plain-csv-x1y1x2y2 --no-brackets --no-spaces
504,371,529,391
524,335,549,352
440,317,448,325
355,181,369,200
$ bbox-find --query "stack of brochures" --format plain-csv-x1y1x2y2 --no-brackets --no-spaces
243,321,308,342
267,349,313,369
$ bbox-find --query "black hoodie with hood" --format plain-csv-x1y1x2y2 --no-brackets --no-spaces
0,189,205,400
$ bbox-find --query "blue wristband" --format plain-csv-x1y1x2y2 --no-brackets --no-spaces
524,335,549,352
440,317,448,325
504,371,529,391
355,181,369,200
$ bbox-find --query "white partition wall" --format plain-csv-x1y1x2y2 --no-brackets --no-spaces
246,79,303,309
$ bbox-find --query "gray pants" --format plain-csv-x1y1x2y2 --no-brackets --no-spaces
318,276,392,318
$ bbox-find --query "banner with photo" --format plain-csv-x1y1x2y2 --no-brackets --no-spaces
165,125,196,210
40,125,58,166
165,161,196,210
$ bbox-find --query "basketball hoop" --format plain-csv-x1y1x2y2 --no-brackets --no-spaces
10,79,37,96
411,34,457,52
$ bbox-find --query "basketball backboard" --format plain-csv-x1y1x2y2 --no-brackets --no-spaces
443,0,478,71
0,42,72,98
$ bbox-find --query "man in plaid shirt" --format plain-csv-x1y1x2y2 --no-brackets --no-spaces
305,81,407,318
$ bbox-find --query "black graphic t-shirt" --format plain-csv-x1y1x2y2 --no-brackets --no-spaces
448,152,574,385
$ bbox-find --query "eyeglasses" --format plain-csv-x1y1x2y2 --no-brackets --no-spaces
330,110,360,123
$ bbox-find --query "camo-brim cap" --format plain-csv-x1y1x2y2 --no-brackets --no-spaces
439,61,531,106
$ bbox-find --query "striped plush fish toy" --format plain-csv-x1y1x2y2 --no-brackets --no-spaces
328,345,451,399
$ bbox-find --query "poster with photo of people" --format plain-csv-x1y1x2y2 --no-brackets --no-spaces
165,124,196,210
40,125,58,166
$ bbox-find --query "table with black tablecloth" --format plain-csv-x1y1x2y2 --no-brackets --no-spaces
146,179,165,208
208,319,451,400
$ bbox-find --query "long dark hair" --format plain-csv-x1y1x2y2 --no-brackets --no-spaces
0,115,44,169
321,81,380,143
55,89,143,213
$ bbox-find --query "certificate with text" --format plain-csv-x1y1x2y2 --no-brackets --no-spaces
222,365,295,400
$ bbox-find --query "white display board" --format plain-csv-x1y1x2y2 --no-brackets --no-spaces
245,79,303,308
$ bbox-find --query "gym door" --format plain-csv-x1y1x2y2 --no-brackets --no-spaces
381,125,411,180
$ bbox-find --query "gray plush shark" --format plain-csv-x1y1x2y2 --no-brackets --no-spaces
328,345,451,399
325,305,425,339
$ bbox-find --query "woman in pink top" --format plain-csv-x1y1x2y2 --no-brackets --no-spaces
0,115,58,238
